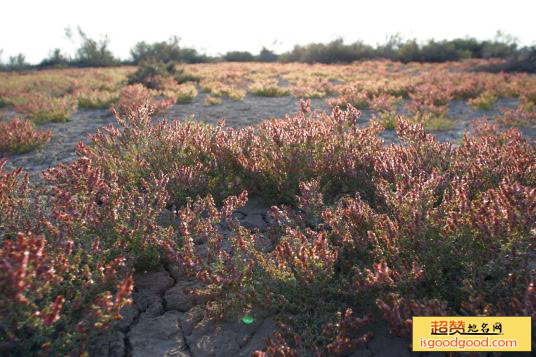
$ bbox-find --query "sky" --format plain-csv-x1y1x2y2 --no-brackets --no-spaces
1,0,535,64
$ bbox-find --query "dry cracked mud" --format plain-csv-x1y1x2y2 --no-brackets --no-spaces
85,198,420,357
88,197,282,357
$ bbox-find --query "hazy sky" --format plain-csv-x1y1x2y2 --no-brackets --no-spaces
1,0,535,63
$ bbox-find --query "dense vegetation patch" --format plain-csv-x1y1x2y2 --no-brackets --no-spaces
0,96,534,355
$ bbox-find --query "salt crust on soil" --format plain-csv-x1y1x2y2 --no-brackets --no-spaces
2,94,535,356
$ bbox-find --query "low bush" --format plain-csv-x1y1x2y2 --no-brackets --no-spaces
369,93,400,112
204,95,223,105
127,62,177,90
327,88,370,110
127,62,201,90
77,89,119,109
468,91,498,110
0,117,52,154
0,95,11,108
420,114,455,131
14,94,77,123
371,110,399,130
249,81,289,97
406,84,452,117
201,81,245,100
160,83,198,104
115,84,174,115
228,88,246,101
290,77,334,98
498,106,536,127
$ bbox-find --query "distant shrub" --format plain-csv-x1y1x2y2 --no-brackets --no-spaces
280,38,375,64
223,51,256,62
277,33,520,64
396,40,421,62
478,47,536,74
0,53,31,72
481,31,518,59
127,62,175,89
37,49,70,69
258,47,279,62
418,40,464,62
130,36,208,64
66,26,117,67
127,62,201,90
448,38,485,58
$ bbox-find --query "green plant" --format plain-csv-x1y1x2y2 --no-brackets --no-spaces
127,62,200,90
204,95,223,105
372,111,398,130
418,113,455,131
66,26,117,67
223,51,256,62
469,91,498,110
175,84,198,103
77,89,119,109
249,81,289,97
130,36,207,64
38,48,70,69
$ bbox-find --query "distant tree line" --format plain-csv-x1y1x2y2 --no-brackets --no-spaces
278,32,524,64
0,29,534,72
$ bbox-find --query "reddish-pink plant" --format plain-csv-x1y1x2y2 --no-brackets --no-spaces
0,117,52,154
115,84,174,116
14,93,77,123
0,232,133,355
